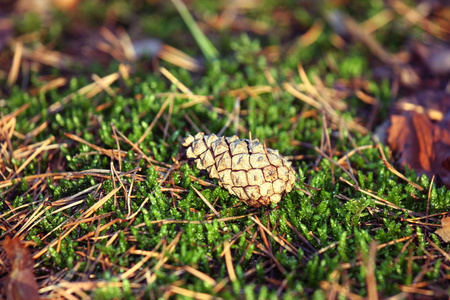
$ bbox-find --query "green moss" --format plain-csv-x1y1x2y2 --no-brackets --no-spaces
1,1,448,298
13,12,43,35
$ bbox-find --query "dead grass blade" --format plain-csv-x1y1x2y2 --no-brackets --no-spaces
33,186,121,259
426,238,450,261
153,92,211,109
395,101,443,122
1,104,30,123
184,265,217,286
377,235,415,251
83,187,122,219
97,27,136,61
146,231,182,285
20,45,74,69
223,240,237,282
24,121,49,140
92,73,116,96
227,85,274,99
320,281,364,300
391,0,447,40
284,66,368,135
0,168,143,189
166,286,219,300
68,134,116,158
250,216,299,257
160,67,193,95
10,136,54,179
315,147,358,188
3,138,59,164
75,218,122,242
40,281,143,296
192,186,220,217
364,241,379,300
398,285,438,297
14,203,51,237
7,41,23,86
362,8,395,34
377,144,424,191
30,77,67,96
158,44,202,72
296,20,324,48
336,145,375,165
46,66,128,115
132,213,256,227
339,177,420,217
137,93,174,145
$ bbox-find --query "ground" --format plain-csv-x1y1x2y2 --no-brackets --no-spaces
0,0,449,299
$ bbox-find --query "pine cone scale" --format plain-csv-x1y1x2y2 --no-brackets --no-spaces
182,133,296,207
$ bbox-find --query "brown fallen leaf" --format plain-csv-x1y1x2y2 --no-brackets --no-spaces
387,91,450,188
2,236,39,300
435,217,450,243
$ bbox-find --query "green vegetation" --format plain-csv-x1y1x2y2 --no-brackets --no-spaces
1,0,448,299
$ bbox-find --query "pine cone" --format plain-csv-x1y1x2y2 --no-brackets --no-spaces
181,133,296,207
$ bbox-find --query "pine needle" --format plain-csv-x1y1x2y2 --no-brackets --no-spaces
171,0,218,61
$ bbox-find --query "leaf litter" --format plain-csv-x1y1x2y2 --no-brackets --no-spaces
2,236,39,300
0,0,449,299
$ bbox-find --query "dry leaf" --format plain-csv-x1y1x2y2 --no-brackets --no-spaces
387,91,450,188
2,236,39,300
435,217,450,243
